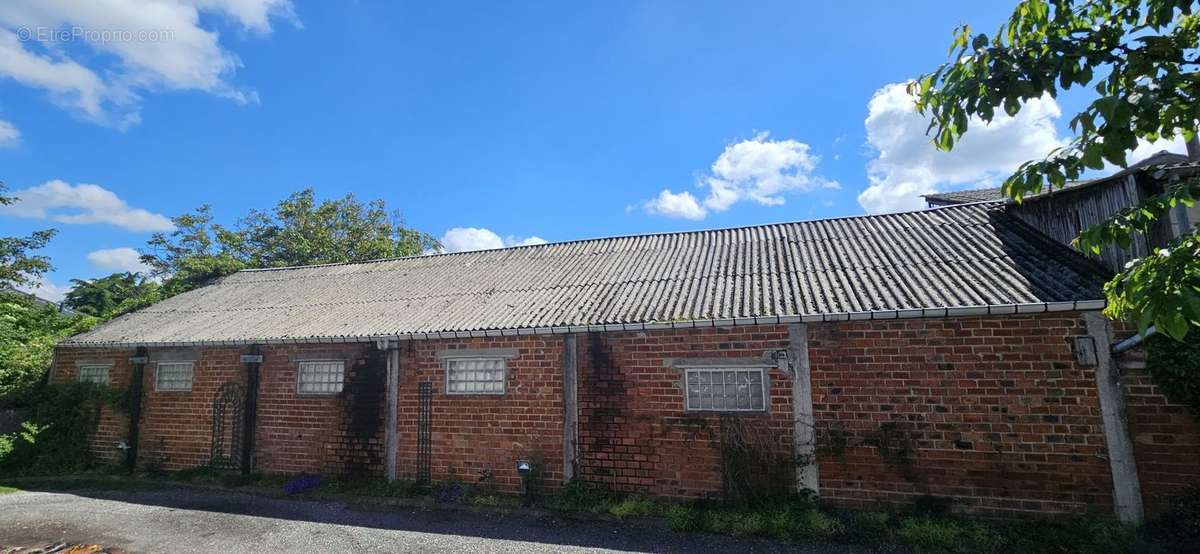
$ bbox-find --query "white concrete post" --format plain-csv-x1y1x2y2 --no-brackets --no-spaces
562,334,579,482
1083,312,1144,523
384,342,400,482
788,324,820,495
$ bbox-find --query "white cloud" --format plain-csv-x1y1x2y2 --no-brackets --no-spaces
642,189,706,220
0,179,174,232
857,82,1066,214
0,0,298,128
642,133,838,220
439,227,549,253
87,246,152,274
0,119,19,146
16,278,69,303
1108,135,1189,171
508,235,548,247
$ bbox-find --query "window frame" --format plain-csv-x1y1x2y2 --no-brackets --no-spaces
296,359,345,395
683,367,768,413
443,356,508,396
78,364,112,385
154,361,194,392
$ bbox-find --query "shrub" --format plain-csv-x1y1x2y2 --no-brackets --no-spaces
542,480,612,514
1141,488,1200,551
1146,335,1200,416
0,382,124,476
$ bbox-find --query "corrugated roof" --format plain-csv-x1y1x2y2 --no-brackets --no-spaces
923,187,1007,205
62,203,1111,347
923,151,1195,206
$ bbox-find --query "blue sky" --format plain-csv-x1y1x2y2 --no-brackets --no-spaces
0,1,1187,300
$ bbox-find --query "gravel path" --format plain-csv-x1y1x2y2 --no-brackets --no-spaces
0,488,873,553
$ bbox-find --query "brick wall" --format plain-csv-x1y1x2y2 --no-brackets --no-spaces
575,326,795,498
810,313,1113,518
1117,347,1200,515
138,347,243,470
50,343,386,475
48,347,135,465
396,336,566,493
52,310,1200,519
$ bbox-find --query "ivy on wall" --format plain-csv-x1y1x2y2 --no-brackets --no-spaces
1147,336,1200,416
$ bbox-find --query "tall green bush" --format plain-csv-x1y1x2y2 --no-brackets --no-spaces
1147,335,1200,415
0,382,126,475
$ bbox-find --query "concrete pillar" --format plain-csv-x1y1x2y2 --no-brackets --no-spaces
384,342,400,482
1083,312,1144,523
125,347,149,473
788,324,820,494
562,334,579,482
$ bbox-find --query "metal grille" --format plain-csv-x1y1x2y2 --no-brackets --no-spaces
155,362,194,391
79,365,110,385
417,381,432,485
445,357,505,394
210,381,246,470
298,360,344,394
685,368,766,411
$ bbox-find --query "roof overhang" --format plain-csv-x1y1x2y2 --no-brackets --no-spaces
57,299,1107,349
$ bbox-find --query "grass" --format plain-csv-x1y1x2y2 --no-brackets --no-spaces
0,476,164,493
5,467,1190,553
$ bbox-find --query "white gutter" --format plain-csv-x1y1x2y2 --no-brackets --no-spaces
56,299,1108,349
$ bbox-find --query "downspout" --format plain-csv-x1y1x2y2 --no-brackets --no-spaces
125,347,149,472
240,346,264,474
1112,326,1156,355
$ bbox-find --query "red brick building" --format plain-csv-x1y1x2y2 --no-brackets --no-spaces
52,202,1199,521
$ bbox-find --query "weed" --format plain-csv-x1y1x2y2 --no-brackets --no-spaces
609,498,660,519
542,480,612,514
0,485,19,494
666,504,706,532
895,517,997,551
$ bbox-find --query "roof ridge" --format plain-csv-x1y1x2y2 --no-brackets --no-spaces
238,201,1002,273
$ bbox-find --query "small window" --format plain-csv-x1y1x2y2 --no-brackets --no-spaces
156,362,194,392
685,368,766,412
445,357,506,395
78,364,110,385
297,360,344,394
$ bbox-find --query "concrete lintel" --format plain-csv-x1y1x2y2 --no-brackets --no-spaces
435,347,519,360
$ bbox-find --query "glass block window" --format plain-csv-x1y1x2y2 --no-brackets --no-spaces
297,360,344,394
155,362,194,392
445,358,506,395
78,364,110,385
685,368,767,411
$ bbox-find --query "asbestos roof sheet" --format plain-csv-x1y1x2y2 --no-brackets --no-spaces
63,203,1111,346
923,151,1196,206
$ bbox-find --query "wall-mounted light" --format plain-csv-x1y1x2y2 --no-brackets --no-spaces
116,440,130,451
770,349,794,374
515,459,532,476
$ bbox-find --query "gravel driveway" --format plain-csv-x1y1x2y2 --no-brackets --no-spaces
0,488,871,553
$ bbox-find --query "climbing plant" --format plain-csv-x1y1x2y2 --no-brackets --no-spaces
1147,335,1200,414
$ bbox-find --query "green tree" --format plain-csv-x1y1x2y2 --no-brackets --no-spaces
913,0,1200,339
142,189,438,295
0,291,97,405
0,184,55,289
63,272,160,318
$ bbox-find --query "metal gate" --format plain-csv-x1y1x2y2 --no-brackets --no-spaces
210,381,246,470
416,381,432,485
